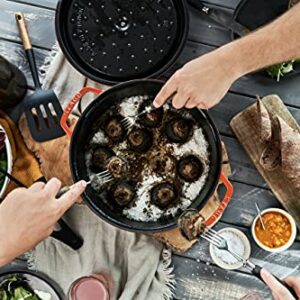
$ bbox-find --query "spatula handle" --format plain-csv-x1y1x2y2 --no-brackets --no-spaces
52,219,84,250
15,12,41,89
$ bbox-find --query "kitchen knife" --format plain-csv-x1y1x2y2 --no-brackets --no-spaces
188,0,249,37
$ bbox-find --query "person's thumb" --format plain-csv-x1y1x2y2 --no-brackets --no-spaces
261,269,295,300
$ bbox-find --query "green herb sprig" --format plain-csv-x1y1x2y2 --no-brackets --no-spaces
266,59,300,81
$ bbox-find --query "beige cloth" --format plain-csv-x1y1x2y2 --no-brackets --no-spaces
28,47,174,300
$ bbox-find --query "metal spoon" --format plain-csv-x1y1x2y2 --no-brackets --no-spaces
255,202,266,230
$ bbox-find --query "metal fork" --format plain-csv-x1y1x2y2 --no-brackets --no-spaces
202,228,298,298
202,227,245,263
120,105,153,130
120,93,177,130
88,169,115,185
56,169,114,198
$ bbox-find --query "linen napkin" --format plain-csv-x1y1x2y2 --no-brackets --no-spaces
26,46,175,300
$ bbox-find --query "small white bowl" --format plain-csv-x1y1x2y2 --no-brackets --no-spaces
209,227,251,270
251,208,297,253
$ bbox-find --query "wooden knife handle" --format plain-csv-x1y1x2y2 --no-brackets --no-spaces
15,12,32,50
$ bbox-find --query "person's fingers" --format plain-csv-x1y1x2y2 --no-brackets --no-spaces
285,277,300,297
185,98,198,109
153,77,177,108
197,102,209,110
56,180,87,216
29,182,46,192
272,294,281,300
44,178,62,198
45,225,56,238
172,92,189,109
261,269,294,300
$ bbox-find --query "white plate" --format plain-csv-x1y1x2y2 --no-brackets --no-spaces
209,227,251,270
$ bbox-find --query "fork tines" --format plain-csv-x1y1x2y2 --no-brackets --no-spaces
201,228,224,248
201,228,245,262
121,117,134,130
93,170,114,184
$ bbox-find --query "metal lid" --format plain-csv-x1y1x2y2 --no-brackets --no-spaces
56,0,188,84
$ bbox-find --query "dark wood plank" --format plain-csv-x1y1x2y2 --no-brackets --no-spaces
7,0,57,10
173,242,300,300
224,133,300,191
188,6,232,46
0,39,50,88
7,0,241,12
1,1,299,299
230,96,300,229
203,0,241,9
210,93,300,137
164,41,300,108
2,0,233,50
0,0,56,50
178,222,300,277
0,47,275,191
175,220,300,300
232,74,300,108
222,136,266,187
180,221,300,264
220,181,278,227
173,255,272,300
2,0,233,51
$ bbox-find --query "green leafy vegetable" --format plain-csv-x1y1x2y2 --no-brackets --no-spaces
0,275,50,300
0,149,7,187
266,59,300,81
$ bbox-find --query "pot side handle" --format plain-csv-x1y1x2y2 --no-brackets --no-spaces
60,87,103,138
204,173,233,227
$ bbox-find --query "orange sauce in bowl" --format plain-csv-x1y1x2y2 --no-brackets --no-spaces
254,211,292,248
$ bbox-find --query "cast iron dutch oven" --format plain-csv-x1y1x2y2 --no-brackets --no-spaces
55,0,189,85
60,79,233,233
55,0,246,85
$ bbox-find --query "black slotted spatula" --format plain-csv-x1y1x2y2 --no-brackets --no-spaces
15,12,65,142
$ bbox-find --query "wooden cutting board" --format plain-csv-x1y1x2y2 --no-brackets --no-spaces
230,94,300,228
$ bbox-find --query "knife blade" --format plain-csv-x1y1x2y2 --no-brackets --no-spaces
188,0,249,37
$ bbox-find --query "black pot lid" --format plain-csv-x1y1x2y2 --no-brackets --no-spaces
56,0,188,84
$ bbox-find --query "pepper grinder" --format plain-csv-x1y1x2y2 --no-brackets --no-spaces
0,55,27,108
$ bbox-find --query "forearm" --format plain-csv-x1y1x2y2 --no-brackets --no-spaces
218,3,300,78
0,233,12,267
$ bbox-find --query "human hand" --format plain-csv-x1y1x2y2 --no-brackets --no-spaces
0,178,86,266
153,48,241,110
261,268,300,300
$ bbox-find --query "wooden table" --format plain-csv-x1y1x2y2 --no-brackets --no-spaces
1,0,300,299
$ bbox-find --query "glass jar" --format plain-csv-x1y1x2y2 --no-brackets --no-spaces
68,275,110,300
